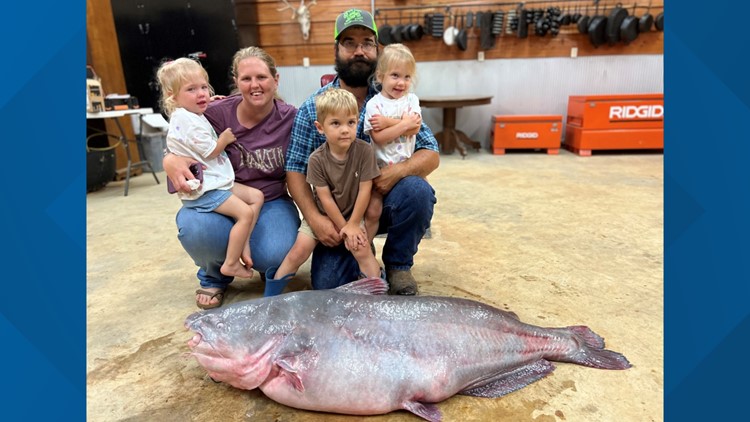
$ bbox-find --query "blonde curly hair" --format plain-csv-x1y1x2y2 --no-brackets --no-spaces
156,58,213,117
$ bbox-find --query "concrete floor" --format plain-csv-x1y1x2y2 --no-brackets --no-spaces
87,149,663,422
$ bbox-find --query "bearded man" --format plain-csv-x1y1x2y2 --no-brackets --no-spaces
284,9,439,295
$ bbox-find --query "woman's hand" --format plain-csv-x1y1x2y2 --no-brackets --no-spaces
163,153,201,193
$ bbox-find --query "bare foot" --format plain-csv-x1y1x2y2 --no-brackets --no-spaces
196,288,224,308
221,261,254,278
241,252,253,272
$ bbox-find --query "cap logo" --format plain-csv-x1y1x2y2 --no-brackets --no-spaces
343,9,365,25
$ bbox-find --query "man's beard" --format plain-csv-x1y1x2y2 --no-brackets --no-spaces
335,55,376,88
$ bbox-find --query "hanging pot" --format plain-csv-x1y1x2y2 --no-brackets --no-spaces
480,10,496,48
577,6,591,34
457,14,469,51
606,3,629,45
620,5,640,45
390,14,404,43
654,12,664,31
517,8,529,39
588,3,607,48
443,13,459,46
378,14,393,46
639,0,654,32
408,13,424,41
572,4,582,23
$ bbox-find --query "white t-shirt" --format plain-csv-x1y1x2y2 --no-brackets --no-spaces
363,93,421,167
166,107,235,200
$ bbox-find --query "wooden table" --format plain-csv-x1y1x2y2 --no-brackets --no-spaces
420,95,493,156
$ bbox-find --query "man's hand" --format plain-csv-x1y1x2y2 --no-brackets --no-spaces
163,154,201,194
308,212,342,247
373,164,403,196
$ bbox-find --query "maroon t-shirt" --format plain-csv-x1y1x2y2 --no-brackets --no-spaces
204,95,297,201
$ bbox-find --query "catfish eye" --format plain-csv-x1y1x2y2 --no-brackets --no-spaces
216,322,225,330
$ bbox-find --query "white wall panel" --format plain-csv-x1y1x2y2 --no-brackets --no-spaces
277,54,663,149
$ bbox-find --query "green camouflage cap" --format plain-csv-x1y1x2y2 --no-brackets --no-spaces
334,9,378,40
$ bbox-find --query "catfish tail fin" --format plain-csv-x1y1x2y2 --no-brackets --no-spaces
564,325,632,370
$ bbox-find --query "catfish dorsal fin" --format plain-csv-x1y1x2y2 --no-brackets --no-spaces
334,277,388,295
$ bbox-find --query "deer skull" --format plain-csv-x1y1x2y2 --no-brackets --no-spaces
278,0,316,40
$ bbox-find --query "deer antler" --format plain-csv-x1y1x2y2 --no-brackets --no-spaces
277,0,317,40
277,0,295,18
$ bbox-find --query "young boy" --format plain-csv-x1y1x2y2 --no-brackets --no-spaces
264,88,382,295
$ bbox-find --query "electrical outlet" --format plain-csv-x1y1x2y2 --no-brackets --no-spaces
478,51,485,62
303,57,310,67
570,47,578,58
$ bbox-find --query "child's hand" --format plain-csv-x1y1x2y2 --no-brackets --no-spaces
369,114,388,132
218,128,236,145
401,112,422,132
340,224,366,251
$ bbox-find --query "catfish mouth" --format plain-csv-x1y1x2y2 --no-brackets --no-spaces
187,332,203,349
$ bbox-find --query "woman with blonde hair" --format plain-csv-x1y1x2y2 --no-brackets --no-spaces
164,47,299,308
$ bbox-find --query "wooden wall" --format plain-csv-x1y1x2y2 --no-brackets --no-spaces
87,0,143,175
238,0,664,67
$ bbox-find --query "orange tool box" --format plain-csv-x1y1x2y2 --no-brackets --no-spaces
491,115,562,155
564,93,663,156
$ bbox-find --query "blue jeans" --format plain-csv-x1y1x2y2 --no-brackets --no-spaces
176,195,300,290
311,176,436,290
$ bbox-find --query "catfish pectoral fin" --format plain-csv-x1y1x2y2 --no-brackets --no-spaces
402,400,442,422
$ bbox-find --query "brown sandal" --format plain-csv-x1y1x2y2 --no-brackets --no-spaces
195,289,225,310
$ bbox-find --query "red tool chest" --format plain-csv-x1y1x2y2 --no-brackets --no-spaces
491,115,562,155
564,94,663,156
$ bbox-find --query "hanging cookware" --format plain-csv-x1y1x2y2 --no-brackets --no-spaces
572,4,582,23
390,13,404,43
639,0,654,32
466,11,474,29
588,3,607,48
431,13,445,38
559,6,572,26
507,8,518,35
578,6,591,34
480,10,496,48
443,13,459,46
408,13,424,41
654,12,664,31
548,6,562,37
620,4,640,45
606,3,629,45
457,14,469,51
517,8,529,39
491,11,504,36
401,13,413,41
378,14,392,46
534,8,550,37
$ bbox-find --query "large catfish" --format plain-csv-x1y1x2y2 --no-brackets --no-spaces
185,278,631,421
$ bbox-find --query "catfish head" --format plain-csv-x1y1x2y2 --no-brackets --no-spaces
185,300,289,390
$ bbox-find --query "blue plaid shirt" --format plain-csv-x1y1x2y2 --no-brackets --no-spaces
285,76,438,174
